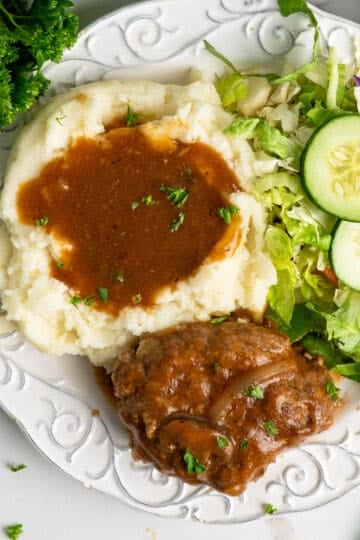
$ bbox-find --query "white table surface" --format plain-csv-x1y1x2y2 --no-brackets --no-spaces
1,1,360,539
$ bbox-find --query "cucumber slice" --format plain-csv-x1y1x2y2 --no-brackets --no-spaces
301,115,360,222
330,220,360,290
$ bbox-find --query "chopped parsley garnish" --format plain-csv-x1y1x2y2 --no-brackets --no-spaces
169,212,185,232
216,205,239,225
160,185,189,208
69,294,95,308
97,287,108,305
213,360,221,373
35,216,49,227
325,380,340,401
5,524,23,540
216,436,229,449
182,163,193,176
56,260,64,268
183,448,206,474
242,385,264,400
111,271,125,283
83,295,95,307
141,194,155,206
9,463,26,472
263,421,278,437
264,503,277,515
55,114,67,126
125,105,140,127
69,295,82,307
211,314,229,324
239,439,249,450
130,201,139,210
132,293,142,304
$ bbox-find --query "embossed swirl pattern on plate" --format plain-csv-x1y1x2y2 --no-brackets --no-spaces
1,0,360,523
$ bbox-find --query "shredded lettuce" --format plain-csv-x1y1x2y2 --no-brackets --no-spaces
255,171,336,323
215,72,248,107
225,118,302,165
326,47,347,109
308,291,360,361
264,227,298,324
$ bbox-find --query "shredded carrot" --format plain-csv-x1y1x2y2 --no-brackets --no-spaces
321,267,339,287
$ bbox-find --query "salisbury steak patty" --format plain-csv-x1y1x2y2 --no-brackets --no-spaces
111,319,341,495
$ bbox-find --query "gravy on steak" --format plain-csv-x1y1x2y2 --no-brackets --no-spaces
111,319,342,495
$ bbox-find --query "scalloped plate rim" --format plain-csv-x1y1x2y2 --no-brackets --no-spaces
1,0,360,525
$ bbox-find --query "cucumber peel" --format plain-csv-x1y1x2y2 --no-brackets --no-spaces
301,114,360,222
330,220,360,291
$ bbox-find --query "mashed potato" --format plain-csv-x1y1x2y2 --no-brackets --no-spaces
0,79,276,370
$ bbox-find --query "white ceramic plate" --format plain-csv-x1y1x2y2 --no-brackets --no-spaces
1,0,360,524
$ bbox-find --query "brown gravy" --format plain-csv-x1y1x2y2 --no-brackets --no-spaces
17,127,241,314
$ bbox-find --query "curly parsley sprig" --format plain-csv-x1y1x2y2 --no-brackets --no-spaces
0,0,78,130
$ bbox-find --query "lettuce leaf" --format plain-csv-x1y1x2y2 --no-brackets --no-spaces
277,0,318,28
267,268,297,325
223,118,260,139
225,118,303,164
307,290,360,361
301,334,344,369
264,226,298,324
306,101,351,127
215,72,248,107
332,363,360,383
267,303,325,342
256,122,303,164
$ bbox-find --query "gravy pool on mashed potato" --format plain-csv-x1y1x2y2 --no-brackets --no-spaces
0,79,276,371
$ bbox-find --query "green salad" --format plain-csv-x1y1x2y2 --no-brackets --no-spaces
206,0,360,381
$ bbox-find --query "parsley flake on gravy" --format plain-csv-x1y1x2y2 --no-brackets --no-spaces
141,194,155,205
35,216,49,227
183,448,206,474
125,105,140,127
111,271,125,283
132,293,142,305
264,421,278,437
182,163,193,176
97,287,108,305
160,185,189,208
242,385,264,400
217,436,229,449
239,439,249,450
213,360,221,373
169,212,185,232
216,205,239,225
5,524,23,540
130,200,139,210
